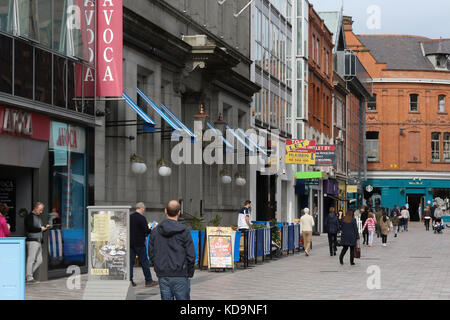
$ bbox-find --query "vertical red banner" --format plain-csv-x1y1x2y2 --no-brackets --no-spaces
97,0,123,97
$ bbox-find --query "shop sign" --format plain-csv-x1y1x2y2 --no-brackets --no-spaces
347,185,358,193
315,145,336,166
50,122,86,154
2,109,33,136
295,171,324,179
286,139,316,165
97,0,123,97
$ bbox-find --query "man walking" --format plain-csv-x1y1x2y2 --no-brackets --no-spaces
300,208,314,256
237,200,252,232
130,202,158,287
149,200,195,300
25,202,50,283
401,206,410,232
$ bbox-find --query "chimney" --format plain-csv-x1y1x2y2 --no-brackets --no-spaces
343,15,353,32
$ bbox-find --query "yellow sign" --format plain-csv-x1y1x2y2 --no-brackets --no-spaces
91,269,109,276
286,152,316,165
93,213,110,242
347,185,358,193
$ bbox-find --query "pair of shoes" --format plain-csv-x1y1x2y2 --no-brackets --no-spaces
145,281,159,287
339,259,344,265
334,252,337,256
368,244,372,247
394,234,397,237
330,253,333,256
26,278,39,284
305,251,309,256
350,262,356,265
383,244,387,247
131,281,137,287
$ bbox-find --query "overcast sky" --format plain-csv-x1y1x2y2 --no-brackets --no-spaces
308,0,450,39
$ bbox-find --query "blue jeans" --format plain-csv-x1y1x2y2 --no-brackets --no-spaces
159,277,190,300
130,246,153,282
403,218,409,231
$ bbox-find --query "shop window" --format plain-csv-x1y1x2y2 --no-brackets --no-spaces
35,48,52,104
0,33,12,94
14,39,34,100
367,93,377,111
0,0,13,33
366,131,379,162
444,133,450,162
431,132,441,162
53,55,67,108
438,95,446,113
409,94,419,112
48,121,87,270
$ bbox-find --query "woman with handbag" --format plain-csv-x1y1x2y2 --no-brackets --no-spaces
379,212,390,246
338,210,359,266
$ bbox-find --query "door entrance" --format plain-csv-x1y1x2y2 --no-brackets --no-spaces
256,172,276,221
407,194,423,222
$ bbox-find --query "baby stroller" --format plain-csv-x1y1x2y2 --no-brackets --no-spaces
433,219,445,234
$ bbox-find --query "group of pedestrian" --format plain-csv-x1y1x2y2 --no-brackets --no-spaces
424,201,446,233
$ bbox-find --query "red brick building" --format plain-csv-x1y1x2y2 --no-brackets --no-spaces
344,17,450,219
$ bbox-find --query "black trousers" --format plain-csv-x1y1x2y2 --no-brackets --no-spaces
339,245,355,264
424,219,430,230
327,233,337,254
381,234,387,244
362,229,369,244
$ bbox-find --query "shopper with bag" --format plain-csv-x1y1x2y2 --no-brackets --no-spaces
379,212,390,246
338,210,359,266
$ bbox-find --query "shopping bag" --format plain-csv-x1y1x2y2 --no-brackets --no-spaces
354,239,361,258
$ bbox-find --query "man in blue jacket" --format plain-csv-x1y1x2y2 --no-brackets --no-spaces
149,200,195,300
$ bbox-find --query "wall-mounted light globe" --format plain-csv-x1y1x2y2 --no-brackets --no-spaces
221,175,232,184
131,162,147,174
158,166,172,177
235,177,246,186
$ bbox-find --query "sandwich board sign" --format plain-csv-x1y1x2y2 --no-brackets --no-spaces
203,227,234,270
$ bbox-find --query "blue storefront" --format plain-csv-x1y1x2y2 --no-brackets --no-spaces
364,177,450,221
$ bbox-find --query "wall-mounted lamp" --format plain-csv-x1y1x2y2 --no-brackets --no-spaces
130,154,147,174
400,128,406,136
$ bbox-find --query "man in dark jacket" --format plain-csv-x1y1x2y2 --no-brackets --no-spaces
25,202,50,283
326,207,339,256
149,200,195,300
130,202,158,287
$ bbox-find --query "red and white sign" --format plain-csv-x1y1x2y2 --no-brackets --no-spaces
0,106,50,141
97,0,123,97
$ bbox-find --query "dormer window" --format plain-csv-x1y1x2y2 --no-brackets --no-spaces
435,54,449,69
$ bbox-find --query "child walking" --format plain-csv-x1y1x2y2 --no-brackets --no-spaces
362,213,376,247
379,212,390,246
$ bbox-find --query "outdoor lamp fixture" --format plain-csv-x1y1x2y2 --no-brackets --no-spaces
214,113,227,135
130,153,147,174
235,172,247,186
220,169,232,184
193,103,208,121
157,159,172,177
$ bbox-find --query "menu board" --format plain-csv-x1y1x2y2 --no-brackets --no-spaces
205,227,234,270
88,207,130,281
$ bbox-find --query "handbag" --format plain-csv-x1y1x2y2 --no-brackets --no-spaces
336,232,342,247
354,239,361,259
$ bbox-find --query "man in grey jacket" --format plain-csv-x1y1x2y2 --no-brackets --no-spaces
149,200,195,300
25,202,50,283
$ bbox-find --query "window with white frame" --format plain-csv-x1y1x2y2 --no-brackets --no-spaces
432,132,441,162
438,95,446,113
410,94,419,112
444,133,450,162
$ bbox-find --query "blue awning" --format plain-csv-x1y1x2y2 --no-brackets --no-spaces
206,121,234,150
136,88,181,132
236,128,267,155
226,125,253,152
123,92,156,125
160,103,196,138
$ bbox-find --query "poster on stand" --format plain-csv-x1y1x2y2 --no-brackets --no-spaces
204,227,234,270
87,207,130,281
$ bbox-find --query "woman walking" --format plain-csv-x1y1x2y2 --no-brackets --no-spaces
379,212,390,246
362,213,376,247
423,205,431,231
392,210,400,237
326,207,340,256
0,203,11,238
338,210,359,265
361,207,369,245
401,206,410,232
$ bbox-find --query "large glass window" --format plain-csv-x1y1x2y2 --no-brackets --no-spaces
366,131,379,162
0,33,12,94
14,39,34,99
49,121,87,270
53,55,67,108
37,0,52,47
35,48,52,104
444,133,450,162
367,93,377,111
0,0,13,33
16,0,39,40
432,132,441,162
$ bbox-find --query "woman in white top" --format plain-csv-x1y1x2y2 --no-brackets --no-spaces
401,206,410,232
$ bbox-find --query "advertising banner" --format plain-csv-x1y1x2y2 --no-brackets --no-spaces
205,227,234,270
286,139,316,165
97,0,123,97
315,145,336,166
